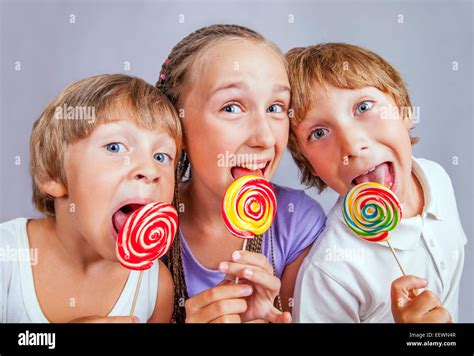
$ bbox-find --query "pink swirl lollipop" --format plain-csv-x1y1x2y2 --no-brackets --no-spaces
116,202,177,271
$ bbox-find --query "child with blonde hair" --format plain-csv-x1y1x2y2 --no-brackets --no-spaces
1,74,181,323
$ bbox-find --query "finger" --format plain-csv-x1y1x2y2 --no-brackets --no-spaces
265,308,292,324
185,284,253,314
219,276,235,284
422,307,452,323
220,262,280,292
391,275,428,306
409,290,443,314
231,250,273,274
187,298,248,323
210,314,242,323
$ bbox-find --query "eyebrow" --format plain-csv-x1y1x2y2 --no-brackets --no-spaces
211,81,248,96
273,84,291,95
211,81,291,97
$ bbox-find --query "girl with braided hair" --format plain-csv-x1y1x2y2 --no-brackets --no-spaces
157,24,326,323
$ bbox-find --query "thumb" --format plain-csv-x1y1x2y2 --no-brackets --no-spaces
391,275,428,308
265,307,292,324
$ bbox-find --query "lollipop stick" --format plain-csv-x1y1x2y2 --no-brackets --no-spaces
234,239,248,285
386,240,418,298
130,270,144,317
386,240,407,276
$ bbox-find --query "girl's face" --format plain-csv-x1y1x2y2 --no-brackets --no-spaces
180,40,290,200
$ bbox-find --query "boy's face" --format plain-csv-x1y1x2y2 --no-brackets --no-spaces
61,119,176,261
294,84,414,205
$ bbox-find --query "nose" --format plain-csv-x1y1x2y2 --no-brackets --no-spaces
129,157,161,184
339,125,369,162
246,111,277,149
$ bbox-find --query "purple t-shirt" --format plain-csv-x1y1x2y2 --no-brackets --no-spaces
180,184,327,297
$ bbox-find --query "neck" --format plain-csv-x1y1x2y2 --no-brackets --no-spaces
402,171,425,218
179,177,231,239
51,204,108,271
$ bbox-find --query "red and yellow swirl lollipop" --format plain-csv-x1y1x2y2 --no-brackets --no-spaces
222,175,277,239
116,202,177,270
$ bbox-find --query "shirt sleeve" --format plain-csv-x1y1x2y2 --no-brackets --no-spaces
286,193,326,265
293,260,361,323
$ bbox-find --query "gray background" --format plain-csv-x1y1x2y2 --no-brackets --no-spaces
1,0,472,321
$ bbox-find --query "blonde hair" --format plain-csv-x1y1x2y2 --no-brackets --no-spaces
286,43,419,192
30,74,182,217
156,24,286,323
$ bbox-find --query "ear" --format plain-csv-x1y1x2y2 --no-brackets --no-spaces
40,178,67,198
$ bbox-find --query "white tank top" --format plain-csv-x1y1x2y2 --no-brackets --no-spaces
0,218,159,323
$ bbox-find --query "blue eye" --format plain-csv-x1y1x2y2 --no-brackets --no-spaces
267,104,284,113
356,101,374,114
309,128,329,141
222,103,242,113
154,152,171,164
105,142,126,153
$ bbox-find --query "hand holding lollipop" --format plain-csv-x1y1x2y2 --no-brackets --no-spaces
222,175,276,283
116,202,177,316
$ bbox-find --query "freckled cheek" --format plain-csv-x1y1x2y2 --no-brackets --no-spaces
308,147,337,181
277,125,289,146
68,161,117,210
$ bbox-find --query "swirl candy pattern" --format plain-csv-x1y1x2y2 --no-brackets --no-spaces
342,182,402,242
222,175,277,239
116,202,177,270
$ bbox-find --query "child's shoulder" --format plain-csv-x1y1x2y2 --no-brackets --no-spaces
0,217,28,247
273,184,325,216
414,157,458,206
415,157,453,187
272,183,326,234
148,259,174,323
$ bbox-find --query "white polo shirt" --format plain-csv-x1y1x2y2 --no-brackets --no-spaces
293,157,467,323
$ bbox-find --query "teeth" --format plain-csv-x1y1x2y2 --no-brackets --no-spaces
237,162,267,171
368,166,376,173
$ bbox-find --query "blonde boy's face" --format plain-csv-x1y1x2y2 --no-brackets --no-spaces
181,40,290,200
294,84,414,205
61,119,176,261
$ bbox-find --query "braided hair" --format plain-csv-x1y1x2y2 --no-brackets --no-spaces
157,24,285,323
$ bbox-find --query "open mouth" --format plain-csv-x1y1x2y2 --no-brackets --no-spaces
230,160,271,180
111,203,146,238
351,161,397,191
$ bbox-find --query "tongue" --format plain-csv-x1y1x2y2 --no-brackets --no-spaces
354,162,392,188
112,209,131,235
231,167,263,180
